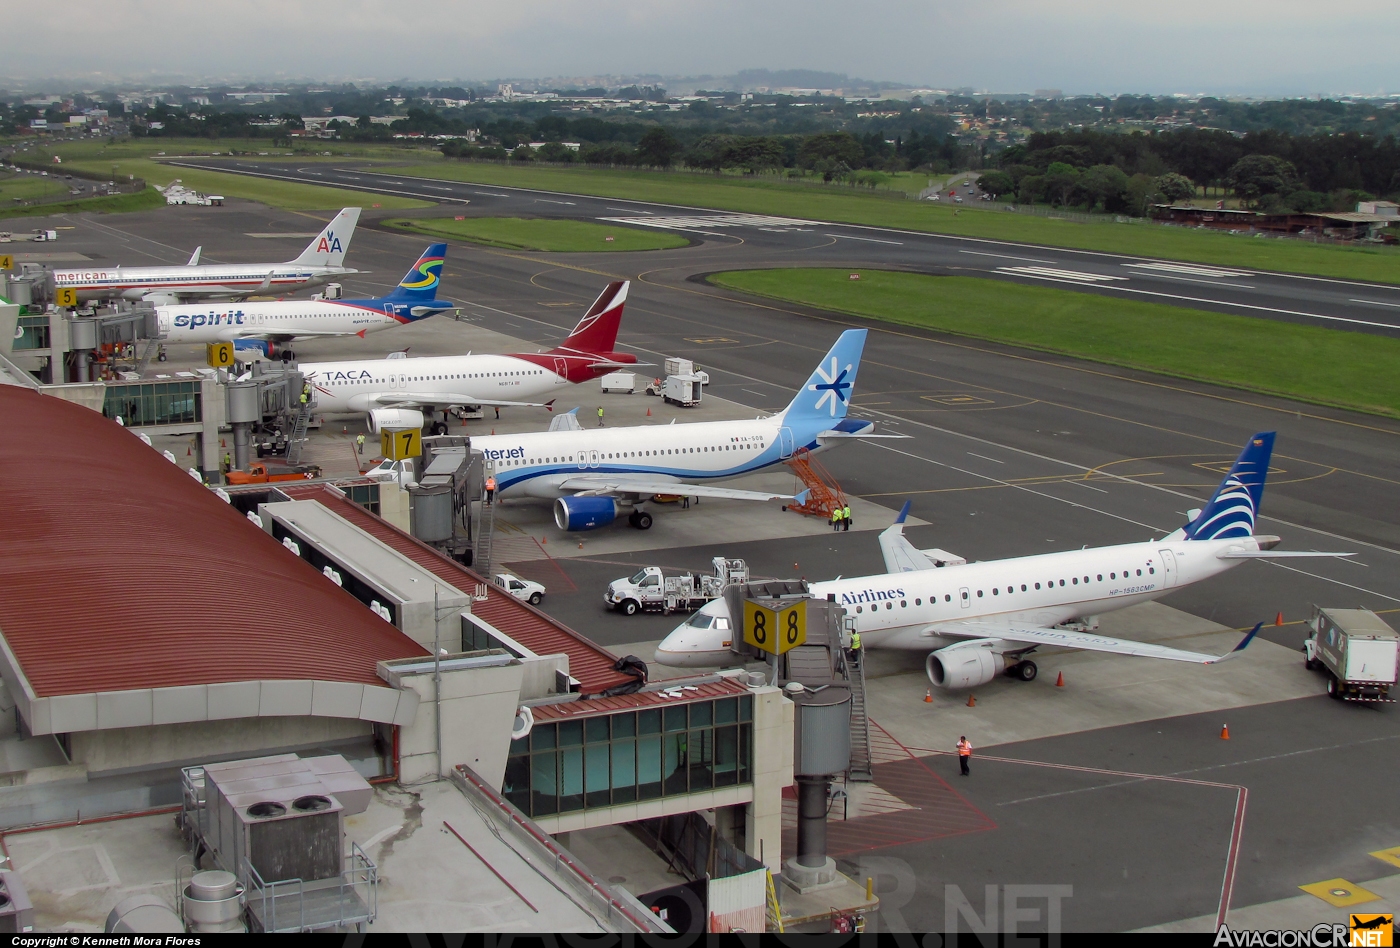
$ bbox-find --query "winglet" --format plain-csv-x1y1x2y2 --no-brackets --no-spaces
794,489,812,505
895,500,912,525
1208,622,1263,664
546,399,555,412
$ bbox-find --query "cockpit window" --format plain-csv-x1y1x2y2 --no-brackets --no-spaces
688,613,713,628
714,617,731,631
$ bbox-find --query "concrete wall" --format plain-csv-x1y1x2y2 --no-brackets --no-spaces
393,657,524,787
69,715,370,776
379,482,411,532
746,686,794,873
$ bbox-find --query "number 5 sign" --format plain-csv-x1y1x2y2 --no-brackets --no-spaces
741,599,807,655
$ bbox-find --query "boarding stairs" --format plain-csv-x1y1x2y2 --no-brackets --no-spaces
782,448,848,520
473,487,497,578
134,338,161,377
284,396,315,466
846,647,873,782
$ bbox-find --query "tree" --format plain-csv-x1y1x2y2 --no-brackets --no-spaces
797,132,865,171
1226,154,1297,207
1079,164,1129,211
536,142,575,163
1154,172,1195,204
635,127,680,167
976,170,1014,198
1043,161,1081,206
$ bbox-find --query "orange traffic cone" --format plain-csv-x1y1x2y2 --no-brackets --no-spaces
578,539,584,549
221,438,226,448
967,694,976,708
924,690,933,703
1056,671,1064,687
1275,612,1284,627
186,447,192,456
1220,724,1230,740
646,407,652,416
491,429,495,435
342,425,348,434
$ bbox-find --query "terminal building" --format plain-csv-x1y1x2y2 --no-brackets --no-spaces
0,381,815,932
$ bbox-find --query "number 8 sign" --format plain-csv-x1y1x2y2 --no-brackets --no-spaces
742,599,806,655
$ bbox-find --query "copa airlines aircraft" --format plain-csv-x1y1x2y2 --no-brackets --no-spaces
470,328,891,531
656,432,1351,686
155,244,454,357
51,208,361,303
302,281,638,432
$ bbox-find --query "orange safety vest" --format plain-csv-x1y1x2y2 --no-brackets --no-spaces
485,477,497,491
957,740,972,757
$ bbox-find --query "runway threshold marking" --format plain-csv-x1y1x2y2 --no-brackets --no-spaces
598,213,817,232
1124,262,1253,278
997,265,1128,283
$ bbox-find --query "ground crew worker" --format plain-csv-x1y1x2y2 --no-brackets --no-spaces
299,387,309,406
597,406,605,427
831,507,841,532
849,629,862,664
484,475,497,505
355,433,365,455
957,736,973,776
221,452,232,475
842,504,852,531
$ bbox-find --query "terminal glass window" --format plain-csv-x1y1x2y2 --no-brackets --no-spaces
102,381,201,426
13,316,50,351
502,695,753,818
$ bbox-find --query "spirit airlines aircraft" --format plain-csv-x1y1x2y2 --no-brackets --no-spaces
470,328,884,531
155,244,454,358
302,280,637,433
51,208,361,303
656,432,1351,685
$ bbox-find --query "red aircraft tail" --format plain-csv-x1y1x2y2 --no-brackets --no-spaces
552,281,628,356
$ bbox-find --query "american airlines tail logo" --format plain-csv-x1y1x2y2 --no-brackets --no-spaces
1190,474,1257,539
316,233,344,254
809,357,853,416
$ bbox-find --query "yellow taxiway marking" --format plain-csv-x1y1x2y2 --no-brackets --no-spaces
1371,847,1400,870
1298,879,1381,907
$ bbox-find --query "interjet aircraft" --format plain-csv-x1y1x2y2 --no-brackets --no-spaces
469,328,888,531
155,244,454,358
656,432,1350,684
302,281,637,433
51,208,361,303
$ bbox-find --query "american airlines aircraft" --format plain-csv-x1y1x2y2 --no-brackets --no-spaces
656,432,1350,685
469,328,888,531
51,208,360,303
302,281,637,433
155,244,454,358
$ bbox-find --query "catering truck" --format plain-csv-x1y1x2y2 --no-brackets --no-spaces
1303,606,1398,702
606,557,749,616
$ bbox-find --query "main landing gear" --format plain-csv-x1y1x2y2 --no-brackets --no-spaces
627,511,653,530
1007,660,1038,682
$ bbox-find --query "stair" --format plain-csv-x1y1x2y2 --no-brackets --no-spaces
782,448,847,520
284,396,315,466
473,495,496,578
134,338,160,377
847,649,873,782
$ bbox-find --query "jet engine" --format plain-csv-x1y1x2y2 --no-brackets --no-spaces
233,338,282,359
554,496,618,531
367,408,424,434
926,641,1008,690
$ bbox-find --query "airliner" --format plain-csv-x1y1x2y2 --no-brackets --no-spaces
302,280,638,433
656,431,1351,685
469,328,890,531
155,244,454,358
51,208,361,303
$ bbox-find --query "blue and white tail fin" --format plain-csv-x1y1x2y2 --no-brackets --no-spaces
385,244,446,301
779,328,867,425
1174,432,1275,541
290,207,361,267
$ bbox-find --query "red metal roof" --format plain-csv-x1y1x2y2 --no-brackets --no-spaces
279,485,633,696
530,677,751,722
0,388,427,698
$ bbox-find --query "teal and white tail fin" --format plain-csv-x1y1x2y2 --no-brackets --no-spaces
291,207,361,267
779,328,868,424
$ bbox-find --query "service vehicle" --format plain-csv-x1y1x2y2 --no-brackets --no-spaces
365,457,416,487
600,371,636,394
224,461,322,485
1304,606,1398,702
663,374,703,407
494,572,546,605
605,557,749,616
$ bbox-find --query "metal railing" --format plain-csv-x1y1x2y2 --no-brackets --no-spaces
242,843,377,933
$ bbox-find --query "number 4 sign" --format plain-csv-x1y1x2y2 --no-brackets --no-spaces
742,599,807,655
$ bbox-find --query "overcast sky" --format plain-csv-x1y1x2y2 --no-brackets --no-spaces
8,0,1398,96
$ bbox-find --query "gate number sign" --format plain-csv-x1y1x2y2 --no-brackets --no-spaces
742,599,807,655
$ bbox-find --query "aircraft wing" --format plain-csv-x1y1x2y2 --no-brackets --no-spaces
929,618,1263,665
880,501,939,573
557,474,807,505
366,392,556,410
225,328,371,341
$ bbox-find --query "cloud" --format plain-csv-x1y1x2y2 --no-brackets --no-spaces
6,0,1398,94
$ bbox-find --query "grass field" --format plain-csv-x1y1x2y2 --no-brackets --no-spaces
0,186,164,221
18,140,431,211
384,216,690,252
372,161,1400,284
708,268,1400,418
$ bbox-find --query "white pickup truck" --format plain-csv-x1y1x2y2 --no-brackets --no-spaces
1304,606,1398,702
494,572,546,606
605,557,749,616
